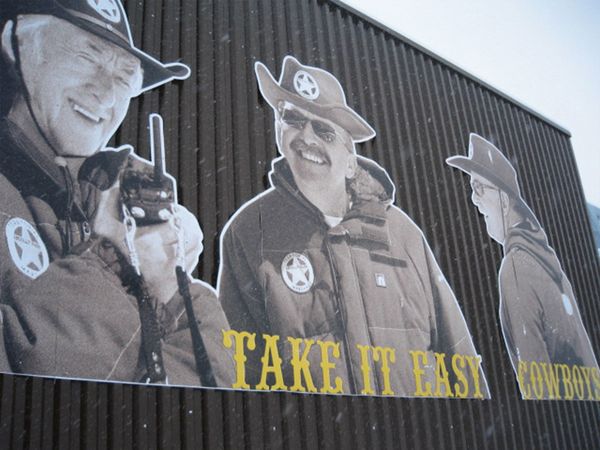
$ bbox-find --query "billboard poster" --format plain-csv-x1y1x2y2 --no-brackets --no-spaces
447,134,600,401
217,56,489,398
2,0,597,403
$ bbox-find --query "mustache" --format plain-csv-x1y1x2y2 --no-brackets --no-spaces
290,138,331,165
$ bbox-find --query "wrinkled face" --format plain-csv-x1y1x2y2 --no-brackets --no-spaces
470,174,505,243
276,102,356,188
11,16,143,157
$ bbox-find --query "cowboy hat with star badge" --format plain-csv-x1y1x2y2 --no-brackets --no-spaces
255,55,376,143
4,0,190,92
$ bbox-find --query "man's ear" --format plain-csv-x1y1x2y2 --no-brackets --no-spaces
1,20,16,64
500,190,510,212
345,154,358,179
274,116,284,152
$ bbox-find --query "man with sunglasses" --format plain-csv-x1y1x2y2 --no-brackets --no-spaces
447,134,599,399
218,56,488,397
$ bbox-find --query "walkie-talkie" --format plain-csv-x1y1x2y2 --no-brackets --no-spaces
121,113,176,225
120,113,216,387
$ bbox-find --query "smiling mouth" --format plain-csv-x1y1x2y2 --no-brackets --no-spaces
299,149,327,165
291,139,330,166
71,102,102,123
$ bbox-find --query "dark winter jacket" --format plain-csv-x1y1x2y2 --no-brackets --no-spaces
0,119,234,387
499,220,599,370
218,156,488,397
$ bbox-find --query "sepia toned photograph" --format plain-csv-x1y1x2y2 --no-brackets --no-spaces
447,134,600,400
217,56,489,398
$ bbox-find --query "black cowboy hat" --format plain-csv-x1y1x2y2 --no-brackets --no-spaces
5,0,190,92
446,133,521,198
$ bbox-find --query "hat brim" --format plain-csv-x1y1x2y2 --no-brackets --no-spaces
446,155,519,198
131,48,191,93
59,12,191,93
255,62,375,143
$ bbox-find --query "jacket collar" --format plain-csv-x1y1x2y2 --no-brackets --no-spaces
269,155,396,249
505,222,563,285
0,118,130,220
0,118,67,200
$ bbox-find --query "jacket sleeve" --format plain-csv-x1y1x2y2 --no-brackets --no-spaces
422,236,491,398
498,253,552,367
0,239,143,381
219,223,269,332
218,223,268,385
161,280,236,388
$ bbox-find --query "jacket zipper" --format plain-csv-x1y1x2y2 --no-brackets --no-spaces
324,234,357,393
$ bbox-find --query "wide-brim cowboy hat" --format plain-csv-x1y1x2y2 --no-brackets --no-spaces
255,55,375,143
6,0,190,92
446,133,521,198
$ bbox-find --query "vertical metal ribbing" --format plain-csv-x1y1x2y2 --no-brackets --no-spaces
196,0,218,282
179,0,199,219
481,90,555,446
470,85,553,449
2,0,600,448
229,0,251,210
435,67,483,450
425,61,491,450
501,104,571,448
451,77,502,450
476,88,552,449
412,54,467,450
541,127,599,449
492,97,542,450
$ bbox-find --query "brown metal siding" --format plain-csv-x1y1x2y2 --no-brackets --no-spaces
1,0,599,448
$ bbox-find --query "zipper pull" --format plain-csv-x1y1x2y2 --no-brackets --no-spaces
172,206,186,269
122,204,141,275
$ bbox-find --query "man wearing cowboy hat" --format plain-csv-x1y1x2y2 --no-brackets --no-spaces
447,134,599,399
0,0,233,386
218,56,488,397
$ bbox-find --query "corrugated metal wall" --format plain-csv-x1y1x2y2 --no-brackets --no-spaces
1,0,599,448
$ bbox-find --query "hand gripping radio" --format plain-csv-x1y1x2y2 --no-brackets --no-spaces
119,113,216,387
121,113,176,225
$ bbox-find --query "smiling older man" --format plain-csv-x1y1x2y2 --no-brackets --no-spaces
0,0,233,386
217,56,488,397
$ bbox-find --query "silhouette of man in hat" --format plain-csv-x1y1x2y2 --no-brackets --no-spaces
447,133,599,399
218,56,488,397
0,0,233,386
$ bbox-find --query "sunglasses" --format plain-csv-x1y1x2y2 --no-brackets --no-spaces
471,178,498,196
279,107,337,143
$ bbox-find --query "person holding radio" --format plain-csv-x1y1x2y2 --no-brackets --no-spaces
0,0,233,386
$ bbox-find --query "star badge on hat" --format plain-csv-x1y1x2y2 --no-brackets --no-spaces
87,0,121,23
5,218,49,280
293,70,319,100
13,0,191,92
281,252,314,294
255,55,376,143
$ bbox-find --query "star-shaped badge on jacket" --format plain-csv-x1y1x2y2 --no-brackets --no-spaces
15,228,44,269
281,252,315,293
5,217,49,279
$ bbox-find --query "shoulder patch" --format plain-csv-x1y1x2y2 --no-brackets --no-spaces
5,218,49,279
561,293,574,316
